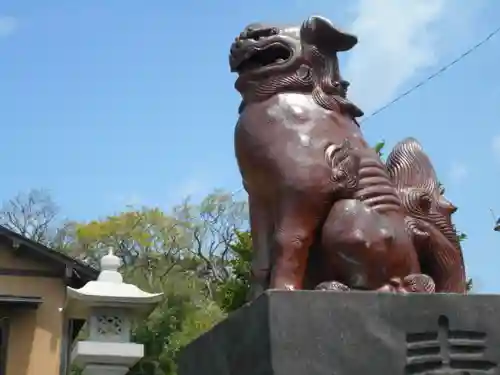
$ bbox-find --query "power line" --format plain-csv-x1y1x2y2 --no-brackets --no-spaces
231,187,244,196
361,23,500,123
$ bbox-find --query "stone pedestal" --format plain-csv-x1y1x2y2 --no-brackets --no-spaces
82,365,129,375
72,341,144,375
178,290,500,375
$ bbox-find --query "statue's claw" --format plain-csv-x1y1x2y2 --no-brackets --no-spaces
315,281,350,292
403,273,436,293
377,274,436,294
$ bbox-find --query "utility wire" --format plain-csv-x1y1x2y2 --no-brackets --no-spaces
231,187,244,196
361,23,500,123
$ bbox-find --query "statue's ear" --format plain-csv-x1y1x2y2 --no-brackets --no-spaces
301,16,358,52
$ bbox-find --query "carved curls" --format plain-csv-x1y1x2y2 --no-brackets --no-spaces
386,138,461,248
325,139,360,197
386,138,465,293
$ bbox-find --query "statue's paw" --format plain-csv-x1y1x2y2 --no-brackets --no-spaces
403,273,436,294
377,278,403,293
377,275,436,294
315,281,350,292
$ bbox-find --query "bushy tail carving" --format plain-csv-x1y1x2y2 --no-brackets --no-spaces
385,138,466,293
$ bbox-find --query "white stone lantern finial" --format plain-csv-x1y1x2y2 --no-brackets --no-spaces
97,248,123,283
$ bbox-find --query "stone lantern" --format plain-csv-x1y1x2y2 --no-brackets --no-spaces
66,249,163,375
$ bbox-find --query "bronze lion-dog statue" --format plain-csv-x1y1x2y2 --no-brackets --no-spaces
229,15,466,298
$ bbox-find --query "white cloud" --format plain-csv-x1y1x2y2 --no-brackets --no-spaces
178,178,203,198
492,135,500,162
166,175,212,208
0,16,18,38
344,0,447,114
448,162,468,184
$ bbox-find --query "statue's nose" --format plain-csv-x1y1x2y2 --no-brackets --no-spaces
230,39,244,55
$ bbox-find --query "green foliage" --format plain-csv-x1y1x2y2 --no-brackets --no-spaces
456,228,473,292
70,207,188,267
373,140,386,157
466,278,473,292
58,190,247,375
129,269,225,375
215,230,252,313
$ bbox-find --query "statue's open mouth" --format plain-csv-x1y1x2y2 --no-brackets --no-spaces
231,42,292,74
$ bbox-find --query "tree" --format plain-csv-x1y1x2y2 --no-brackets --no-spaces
0,188,59,244
373,140,386,158
170,191,248,299
128,265,225,375
457,232,473,293
63,190,248,375
214,230,252,313
67,207,191,270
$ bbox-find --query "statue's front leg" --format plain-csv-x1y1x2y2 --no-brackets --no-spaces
248,194,273,300
270,195,328,291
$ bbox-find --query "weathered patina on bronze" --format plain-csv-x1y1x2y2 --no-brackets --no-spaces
230,15,466,297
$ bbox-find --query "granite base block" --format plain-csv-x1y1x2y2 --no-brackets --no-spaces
178,291,500,375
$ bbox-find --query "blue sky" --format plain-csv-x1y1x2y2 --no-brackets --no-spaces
1,0,500,291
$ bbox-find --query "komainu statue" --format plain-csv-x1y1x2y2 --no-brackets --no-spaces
229,15,466,298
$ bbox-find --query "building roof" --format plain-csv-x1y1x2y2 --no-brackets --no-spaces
0,225,99,287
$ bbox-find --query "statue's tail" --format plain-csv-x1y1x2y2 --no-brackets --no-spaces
385,138,466,293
